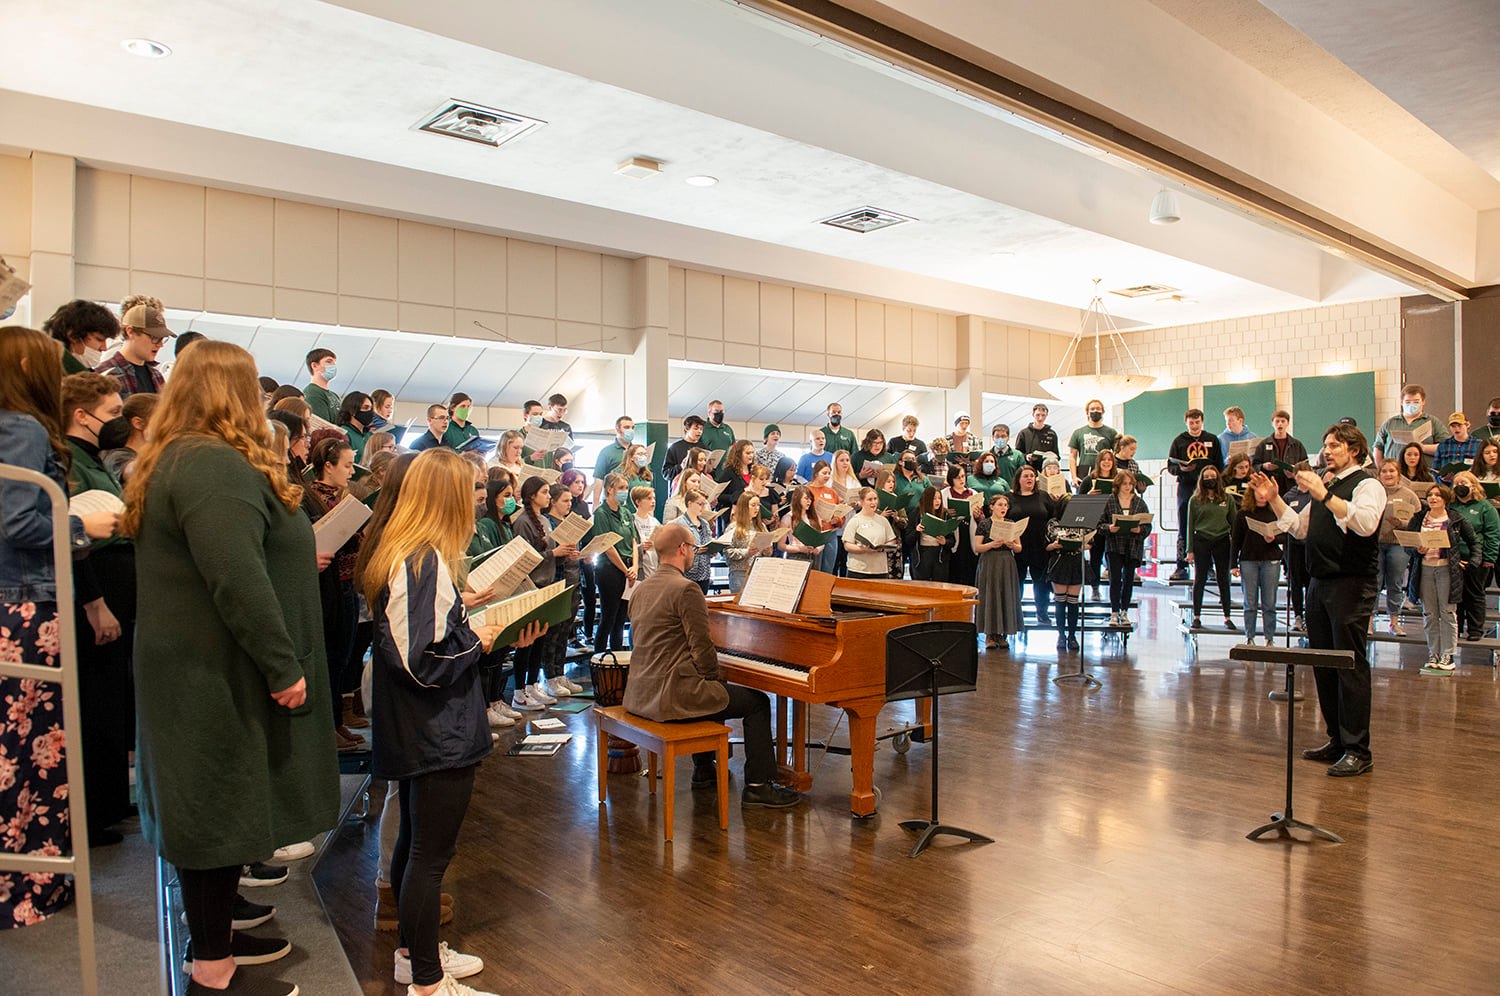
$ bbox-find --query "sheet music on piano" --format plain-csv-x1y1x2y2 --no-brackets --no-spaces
736,556,811,615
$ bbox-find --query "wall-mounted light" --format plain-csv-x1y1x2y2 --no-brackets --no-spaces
1149,188,1181,225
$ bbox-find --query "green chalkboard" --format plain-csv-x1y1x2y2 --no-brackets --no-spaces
1122,387,1190,460
1204,379,1277,436
1292,372,1376,446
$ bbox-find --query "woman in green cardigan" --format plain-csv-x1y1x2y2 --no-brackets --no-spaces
124,342,336,996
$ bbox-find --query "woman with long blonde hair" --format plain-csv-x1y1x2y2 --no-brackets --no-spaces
723,491,764,593
125,341,334,996
362,447,543,995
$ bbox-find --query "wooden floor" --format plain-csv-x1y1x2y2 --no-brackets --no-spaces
316,590,1500,994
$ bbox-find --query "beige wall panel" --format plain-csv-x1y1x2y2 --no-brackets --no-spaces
205,279,273,318
884,305,912,364
668,334,686,361
507,315,556,348
936,314,957,372
556,247,602,324
338,212,398,299
274,201,338,292
453,309,506,345
884,362,911,385
758,283,793,349
855,299,883,360
30,154,74,255
340,295,398,331
825,294,856,357
722,276,759,345
795,351,826,376
601,255,634,329
723,341,759,369
667,266,685,337
397,221,454,306
912,364,938,387
274,287,338,325
684,270,724,341
398,302,455,335
557,321,604,351
0,155,33,257
685,338,723,365
856,357,884,382
453,230,508,314
1030,330,1058,382
912,310,937,364
133,271,204,311
827,354,857,379
74,264,129,305
507,240,556,319
759,345,793,372
75,169,129,269
204,189,274,285
793,288,826,353
131,177,204,278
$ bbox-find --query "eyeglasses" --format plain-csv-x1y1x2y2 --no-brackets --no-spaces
145,333,170,345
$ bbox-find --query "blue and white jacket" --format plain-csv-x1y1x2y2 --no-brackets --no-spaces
370,549,490,780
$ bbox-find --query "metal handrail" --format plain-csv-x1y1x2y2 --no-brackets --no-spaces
0,463,97,995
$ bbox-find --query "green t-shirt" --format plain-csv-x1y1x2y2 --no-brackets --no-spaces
1068,424,1119,474
587,501,639,566
699,421,736,454
441,420,481,451
594,441,628,480
823,425,857,455
302,382,340,424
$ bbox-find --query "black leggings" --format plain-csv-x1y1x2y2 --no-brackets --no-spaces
392,765,477,988
1286,541,1310,617
180,864,241,963
512,642,542,694
580,558,598,636
1192,534,1233,617
595,561,630,652
1106,550,1140,613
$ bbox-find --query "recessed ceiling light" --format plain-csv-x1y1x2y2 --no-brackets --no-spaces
121,38,172,59
615,157,664,179
685,175,718,187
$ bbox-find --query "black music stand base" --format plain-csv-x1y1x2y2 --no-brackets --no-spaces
899,819,994,858
1246,662,1342,843
1053,667,1100,688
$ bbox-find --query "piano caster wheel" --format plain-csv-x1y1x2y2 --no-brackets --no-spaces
892,732,911,756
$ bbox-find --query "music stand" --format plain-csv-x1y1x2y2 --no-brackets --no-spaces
1229,643,1355,843
1054,493,1112,687
887,622,992,858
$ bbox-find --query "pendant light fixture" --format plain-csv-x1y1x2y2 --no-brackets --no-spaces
1039,279,1156,405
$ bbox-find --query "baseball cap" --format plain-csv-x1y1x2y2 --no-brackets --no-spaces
122,305,175,337
1447,411,1469,426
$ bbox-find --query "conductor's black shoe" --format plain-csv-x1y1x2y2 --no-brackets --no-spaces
1301,741,1343,763
690,764,717,790
742,783,801,809
1168,568,1189,582
1327,753,1373,777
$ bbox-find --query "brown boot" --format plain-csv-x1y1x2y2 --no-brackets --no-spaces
376,883,454,930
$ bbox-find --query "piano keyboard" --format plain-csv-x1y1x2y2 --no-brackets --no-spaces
718,651,811,683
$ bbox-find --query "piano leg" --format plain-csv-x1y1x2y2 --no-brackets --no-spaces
783,700,812,792
913,696,933,742
843,697,885,818
775,695,789,766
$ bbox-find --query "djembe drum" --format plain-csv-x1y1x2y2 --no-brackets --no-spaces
590,652,640,773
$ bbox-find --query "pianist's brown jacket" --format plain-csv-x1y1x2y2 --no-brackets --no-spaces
622,563,732,721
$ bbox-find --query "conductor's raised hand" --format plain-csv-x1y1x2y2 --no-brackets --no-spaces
1296,469,1329,501
1248,472,1279,505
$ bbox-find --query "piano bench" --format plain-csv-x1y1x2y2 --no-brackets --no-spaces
594,705,730,843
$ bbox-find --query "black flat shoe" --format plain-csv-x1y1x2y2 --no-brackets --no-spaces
186,975,299,996
690,765,718,790
238,862,287,888
184,932,292,970
1067,637,1080,651
1301,741,1343,763
741,783,802,809
1327,753,1373,777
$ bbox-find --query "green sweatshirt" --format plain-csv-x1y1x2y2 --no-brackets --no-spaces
1452,498,1500,563
1186,496,1233,546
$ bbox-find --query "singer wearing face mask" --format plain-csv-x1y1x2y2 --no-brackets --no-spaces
301,347,341,424
1448,470,1500,642
588,474,641,653
1472,397,1500,445
1373,383,1447,466
337,391,377,462
443,393,481,452
988,424,1025,483
1186,467,1237,631
822,402,857,456
1067,400,1117,488
594,415,636,482
44,299,121,374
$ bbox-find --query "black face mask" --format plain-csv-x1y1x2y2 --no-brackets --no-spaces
1088,411,1103,423
710,412,724,425
902,461,917,473
1201,477,1220,491
1490,414,1500,429
1455,484,1472,500
98,415,134,450
828,415,842,427
354,409,374,430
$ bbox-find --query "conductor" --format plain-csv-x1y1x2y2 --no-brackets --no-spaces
1250,422,1383,776
622,522,802,809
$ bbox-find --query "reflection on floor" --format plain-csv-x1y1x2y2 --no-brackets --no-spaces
316,588,1500,994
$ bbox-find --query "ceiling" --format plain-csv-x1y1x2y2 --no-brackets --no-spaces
0,0,1431,335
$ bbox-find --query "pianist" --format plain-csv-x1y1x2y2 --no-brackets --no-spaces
622,522,802,809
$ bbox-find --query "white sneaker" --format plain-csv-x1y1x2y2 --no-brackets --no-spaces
272,841,315,862
560,676,585,693
528,682,558,705
544,677,572,697
394,943,484,985
497,701,523,720
407,974,497,996
511,691,544,712
486,705,516,728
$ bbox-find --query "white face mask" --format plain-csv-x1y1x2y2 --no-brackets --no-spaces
82,347,103,367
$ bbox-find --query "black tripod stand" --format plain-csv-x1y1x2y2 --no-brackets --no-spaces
887,622,993,858
1230,643,1354,842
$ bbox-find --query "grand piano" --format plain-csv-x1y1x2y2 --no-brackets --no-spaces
706,572,976,817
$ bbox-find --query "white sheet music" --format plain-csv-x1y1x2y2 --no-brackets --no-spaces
68,489,124,517
549,512,591,548
466,535,542,597
524,425,574,452
737,557,811,614
989,516,1027,543
312,494,371,556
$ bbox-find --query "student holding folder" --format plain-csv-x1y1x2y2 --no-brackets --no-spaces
1403,484,1474,673
844,487,899,578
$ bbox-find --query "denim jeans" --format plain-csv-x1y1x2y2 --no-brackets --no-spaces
1376,542,1410,618
1238,558,1281,640
1418,561,1457,660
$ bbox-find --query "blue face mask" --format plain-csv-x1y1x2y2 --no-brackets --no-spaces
502,497,517,516
1403,402,1421,418
614,489,629,505
527,414,543,427
322,363,337,382
620,428,635,444
994,437,1009,451
634,453,649,468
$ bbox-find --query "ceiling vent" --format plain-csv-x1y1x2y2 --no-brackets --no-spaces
1108,283,1179,299
416,100,545,149
819,206,916,234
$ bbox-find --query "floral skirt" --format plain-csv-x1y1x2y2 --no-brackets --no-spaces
0,601,74,928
